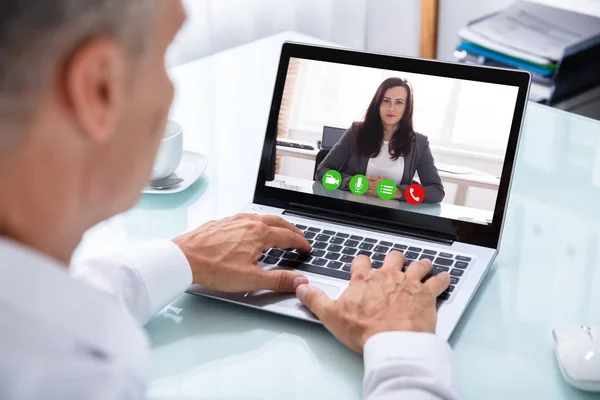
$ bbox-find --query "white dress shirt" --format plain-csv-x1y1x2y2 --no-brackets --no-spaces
0,236,460,399
366,141,406,185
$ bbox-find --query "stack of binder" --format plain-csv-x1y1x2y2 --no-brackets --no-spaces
454,1,600,105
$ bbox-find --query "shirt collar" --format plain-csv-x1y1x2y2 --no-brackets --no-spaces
0,236,149,373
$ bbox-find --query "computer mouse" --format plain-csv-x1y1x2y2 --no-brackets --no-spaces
553,325,600,392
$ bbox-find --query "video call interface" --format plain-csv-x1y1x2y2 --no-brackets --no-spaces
266,58,520,226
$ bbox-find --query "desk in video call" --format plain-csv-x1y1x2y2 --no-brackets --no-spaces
267,175,493,225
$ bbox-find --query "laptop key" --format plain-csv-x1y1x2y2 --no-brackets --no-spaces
268,249,285,257
293,264,350,280
315,234,331,242
439,252,453,258
259,255,265,262
393,244,408,250
456,255,472,262
344,239,360,248
364,238,378,244
438,292,450,301
359,242,374,251
304,231,316,239
432,266,450,275
405,251,420,259
423,249,437,256
446,285,455,293
336,232,350,238
297,254,313,263
325,252,340,260
323,230,336,236
283,251,299,260
420,254,434,261
330,237,345,245
328,244,343,253
434,257,453,266
372,253,386,261
357,250,372,257
450,277,460,285
307,240,314,246
350,235,364,241
312,258,328,266
263,256,280,265
455,261,469,269
295,224,307,230
372,261,383,269
408,246,422,252
340,255,354,263
374,245,389,253
342,247,357,256
380,241,393,247
307,227,321,233
311,249,326,257
313,242,328,250
278,259,303,268
342,263,351,272
450,269,464,277
327,261,343,270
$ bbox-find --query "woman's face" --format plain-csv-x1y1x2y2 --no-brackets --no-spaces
379,86,408,127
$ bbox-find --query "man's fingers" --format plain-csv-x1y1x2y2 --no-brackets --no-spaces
258,215,304,236
350,255,372,280
255,269,309,292
381,250,405,271
424,272,451,296
404,258,433,281
296,284,332,321
264,226,312,253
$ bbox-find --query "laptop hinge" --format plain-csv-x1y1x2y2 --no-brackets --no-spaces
284,203,456,245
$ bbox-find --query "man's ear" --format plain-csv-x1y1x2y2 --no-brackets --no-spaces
63,39,126,143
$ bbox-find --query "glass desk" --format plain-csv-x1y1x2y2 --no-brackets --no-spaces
72,32,600,399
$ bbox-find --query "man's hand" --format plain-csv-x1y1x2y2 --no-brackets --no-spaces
296,252,450,353
173,214,311,293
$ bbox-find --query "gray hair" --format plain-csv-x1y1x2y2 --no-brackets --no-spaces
0,0,157,131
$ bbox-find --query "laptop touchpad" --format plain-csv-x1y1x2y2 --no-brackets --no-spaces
244,281,341,307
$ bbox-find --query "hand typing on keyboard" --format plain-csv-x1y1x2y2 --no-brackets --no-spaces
174,213,312,293
295,252,450,354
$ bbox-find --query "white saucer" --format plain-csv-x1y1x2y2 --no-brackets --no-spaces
143,151,208,194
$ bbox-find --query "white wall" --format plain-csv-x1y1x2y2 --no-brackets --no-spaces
169,0,600,68
167,0,424,67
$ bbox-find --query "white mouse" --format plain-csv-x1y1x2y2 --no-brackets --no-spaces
553,325,600,392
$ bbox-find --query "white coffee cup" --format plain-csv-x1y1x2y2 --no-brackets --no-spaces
151,119,183,180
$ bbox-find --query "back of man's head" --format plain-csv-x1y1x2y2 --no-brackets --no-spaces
0,0,155,135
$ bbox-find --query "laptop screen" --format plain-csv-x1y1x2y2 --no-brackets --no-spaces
264,56,522,227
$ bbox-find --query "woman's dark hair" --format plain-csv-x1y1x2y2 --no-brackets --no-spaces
355,77,414,160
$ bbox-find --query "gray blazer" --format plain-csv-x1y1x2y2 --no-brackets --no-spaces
315,122,445,203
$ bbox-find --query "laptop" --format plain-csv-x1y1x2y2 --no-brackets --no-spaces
188,42,530,340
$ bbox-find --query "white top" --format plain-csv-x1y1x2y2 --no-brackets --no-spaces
365,141,406,185
0,236,459,399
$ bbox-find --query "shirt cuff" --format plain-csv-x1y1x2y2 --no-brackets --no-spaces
121,239,192,316
364,331,453,369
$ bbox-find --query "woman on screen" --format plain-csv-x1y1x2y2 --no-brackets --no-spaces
315,77,444,203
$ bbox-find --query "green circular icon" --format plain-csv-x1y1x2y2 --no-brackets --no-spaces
377,179,397,200
322,170,342,191
349,174,368,195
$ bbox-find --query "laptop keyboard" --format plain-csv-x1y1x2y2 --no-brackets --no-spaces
260,224,473,301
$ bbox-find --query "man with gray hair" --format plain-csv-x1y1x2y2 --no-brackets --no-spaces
0,1,458,399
